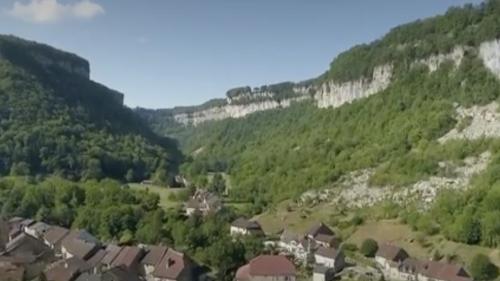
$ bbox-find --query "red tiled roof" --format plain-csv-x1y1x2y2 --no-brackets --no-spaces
235,264,250,281
140,245,168,266
152,248,191,279
111,246,144,269
420,261,472,281
375,243,408,262
248,255,296,276
101,245,122,266
86,249,107,268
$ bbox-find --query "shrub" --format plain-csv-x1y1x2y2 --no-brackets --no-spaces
351,214,365,226
360,238,378,257
470,254,498,281
342,243,358,252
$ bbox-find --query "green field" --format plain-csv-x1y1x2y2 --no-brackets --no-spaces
128,183,185,209
348,219,500,268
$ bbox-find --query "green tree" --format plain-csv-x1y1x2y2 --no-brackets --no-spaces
360,238,378,257
208,173,226,195
481,211,500,247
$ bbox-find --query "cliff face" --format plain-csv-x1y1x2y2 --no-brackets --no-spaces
154,38,500,126
314,64,393,108
480,39,500,79
174,95,310,125
0,35,90,79
0,35,126,105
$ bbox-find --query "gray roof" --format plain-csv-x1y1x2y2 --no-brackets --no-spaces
231,218,262,230
61,230,100,260
43,226,70,245
315,246,339,259
27,222,51,234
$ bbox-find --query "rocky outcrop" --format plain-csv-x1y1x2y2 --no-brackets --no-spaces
315,64,393,108
300,151,491,209
415,47,464,72
480,39,500,79
439,102,500,143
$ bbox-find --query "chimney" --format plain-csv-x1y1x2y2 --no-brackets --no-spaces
167,258,175,267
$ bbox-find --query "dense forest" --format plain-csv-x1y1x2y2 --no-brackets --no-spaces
0,35,181,182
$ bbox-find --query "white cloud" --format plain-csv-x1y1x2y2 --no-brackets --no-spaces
8,0,105,23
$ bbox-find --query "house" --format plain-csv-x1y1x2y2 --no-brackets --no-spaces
313,264,335,281
398,259,472,281
140,245,168,277
375,243,409,280
184,190,221,216
43,226,70,256
4,233,51,261
235,255,296,281
45,257,92,281
100,245,123,269
19,219,36,232
278,230,313,263
111,246,144,271
61,230,100,260
306,223,335,240
230,218,264,236
152,248,195,281
306,223,339,248
25,221,51,239
314,246,345,272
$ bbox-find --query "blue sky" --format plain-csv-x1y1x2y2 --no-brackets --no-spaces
0,0,485,108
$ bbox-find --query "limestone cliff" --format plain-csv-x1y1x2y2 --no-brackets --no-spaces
159,39,500,126
174,95,310,126
314,64,393,109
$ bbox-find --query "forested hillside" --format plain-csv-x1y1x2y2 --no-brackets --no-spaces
141,1,500,211
0,35,181,182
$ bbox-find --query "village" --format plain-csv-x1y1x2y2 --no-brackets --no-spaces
0,188,474,281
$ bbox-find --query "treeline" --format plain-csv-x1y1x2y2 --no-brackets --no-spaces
0,176,263,280
0,36,181,182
